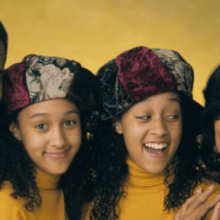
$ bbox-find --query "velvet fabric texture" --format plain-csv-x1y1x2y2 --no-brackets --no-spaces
116,47,175,102
152,48,194,96
3,59,31,114
97,46,197,120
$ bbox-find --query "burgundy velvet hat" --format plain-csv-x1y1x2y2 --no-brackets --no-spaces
97,46,203,120
3,55,101,132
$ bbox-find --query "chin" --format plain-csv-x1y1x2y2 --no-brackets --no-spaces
142,165,166,175
48,168,69,176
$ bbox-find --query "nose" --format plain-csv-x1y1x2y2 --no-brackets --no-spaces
150,117,168,137
50,126,67,148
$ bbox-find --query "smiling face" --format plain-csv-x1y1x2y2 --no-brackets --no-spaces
10,99,82,177
115,92,182,175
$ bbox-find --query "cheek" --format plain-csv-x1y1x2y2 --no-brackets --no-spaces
21,130,46,153
22,138,44,154
122,125,144,152
169,122,182,148
68,128,82,147
20,138,44,165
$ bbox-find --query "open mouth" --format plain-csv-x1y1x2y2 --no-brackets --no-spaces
143,143,168,158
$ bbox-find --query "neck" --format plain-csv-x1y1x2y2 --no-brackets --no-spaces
35,167,61,190
126,158,166,188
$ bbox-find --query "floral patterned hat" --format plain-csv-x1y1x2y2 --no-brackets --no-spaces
97,46,203,120
3,55,101,132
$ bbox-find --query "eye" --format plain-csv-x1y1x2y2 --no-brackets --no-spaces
136,115,151,121
166,114,181,121
36,123,47,130
64,120,76,126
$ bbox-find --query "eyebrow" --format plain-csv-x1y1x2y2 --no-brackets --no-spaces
30,109,79,119
64,109,80,115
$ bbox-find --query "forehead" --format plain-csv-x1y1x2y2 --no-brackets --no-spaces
0,41,5,70
18,99,79,119
139,92,180,105
128,92,180,112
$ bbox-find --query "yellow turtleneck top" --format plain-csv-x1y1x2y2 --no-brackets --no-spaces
84,158,220,220
0,168,67,220
118,158,174,220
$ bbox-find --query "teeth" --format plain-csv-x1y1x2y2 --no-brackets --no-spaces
144,143,168,150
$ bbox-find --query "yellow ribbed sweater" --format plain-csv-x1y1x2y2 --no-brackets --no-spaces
0,168,67,220
84,158,220,220
118,158,174,220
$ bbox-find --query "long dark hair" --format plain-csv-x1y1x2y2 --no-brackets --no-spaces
0,99,92,220
200,65,220,172
87,91,204,220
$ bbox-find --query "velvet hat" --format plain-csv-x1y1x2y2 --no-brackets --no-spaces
3,54,101,132
97,46,203,121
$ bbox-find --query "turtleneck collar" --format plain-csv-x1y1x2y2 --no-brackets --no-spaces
126,158,165,188
35,168,60,190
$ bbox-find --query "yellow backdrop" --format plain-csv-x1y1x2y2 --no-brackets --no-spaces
1,0,220,104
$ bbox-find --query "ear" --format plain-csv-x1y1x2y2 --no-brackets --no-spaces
9,122,22,141
112,118,123,134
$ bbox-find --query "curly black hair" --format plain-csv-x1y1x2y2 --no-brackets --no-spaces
0,99,93,220
0,107,41,211
87,91,205,220
200,64,220,172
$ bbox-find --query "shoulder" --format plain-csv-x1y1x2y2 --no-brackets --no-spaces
0,181,34,220
198,179,220,220
196,179,220,199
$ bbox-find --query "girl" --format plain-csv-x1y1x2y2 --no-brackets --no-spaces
200,65,220,179
0,55,100,220
85,47,220,220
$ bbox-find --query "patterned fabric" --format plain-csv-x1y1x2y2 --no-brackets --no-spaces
25,55,77,103
97,46,195,121
152,48,193,97
97,59,134,120
3,55,100,132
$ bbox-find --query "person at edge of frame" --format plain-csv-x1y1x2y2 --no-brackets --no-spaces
0,21,8,101
200,65,220,184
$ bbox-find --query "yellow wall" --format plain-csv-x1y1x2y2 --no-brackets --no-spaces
1,0,220,104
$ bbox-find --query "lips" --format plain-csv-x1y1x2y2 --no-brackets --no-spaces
45,149,69,159
144,143,168,150
143,142,168,158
